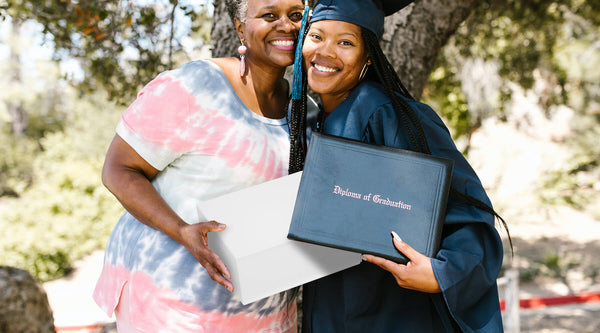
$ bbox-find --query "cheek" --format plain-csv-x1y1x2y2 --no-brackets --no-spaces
302,49,315,67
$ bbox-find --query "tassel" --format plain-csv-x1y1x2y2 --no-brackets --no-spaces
292,1,310,101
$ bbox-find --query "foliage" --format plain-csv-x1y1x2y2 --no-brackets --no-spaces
423,0,600,139
0,90,124,282
1,0,213,104
423,0,600,210
538,113,600,214
0,132,36,196
0,51,69,196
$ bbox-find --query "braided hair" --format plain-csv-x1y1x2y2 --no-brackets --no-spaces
288,25,512,251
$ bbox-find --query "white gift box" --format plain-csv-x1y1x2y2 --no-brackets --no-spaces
196,172,362,305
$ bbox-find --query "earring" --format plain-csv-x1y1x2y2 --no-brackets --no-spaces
238,41,247,77
359,62,369,81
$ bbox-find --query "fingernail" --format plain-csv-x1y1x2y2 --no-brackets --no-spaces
391,231,402,242
361,255,368,261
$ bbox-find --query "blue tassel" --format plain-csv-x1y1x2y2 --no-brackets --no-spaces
292,2,310,101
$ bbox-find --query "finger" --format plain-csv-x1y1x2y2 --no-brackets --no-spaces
211,252,232,280
200,246,231,280
204,263,234,292
204,220,227,232
362,254,404,274
391,231,423,262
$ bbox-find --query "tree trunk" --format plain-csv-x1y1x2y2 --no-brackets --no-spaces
382,0,481,100
7,18,28,137
210,0,481,99
211,0,239,58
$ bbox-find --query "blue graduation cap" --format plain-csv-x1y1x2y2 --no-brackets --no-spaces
310,0,414,39
292,0,414,100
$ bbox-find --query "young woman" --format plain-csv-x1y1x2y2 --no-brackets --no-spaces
93,0,308,331
289,0,508,331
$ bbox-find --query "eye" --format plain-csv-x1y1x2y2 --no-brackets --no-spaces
289,12,303,22
340,40,354,46
261,13,277,21
309,33,322,41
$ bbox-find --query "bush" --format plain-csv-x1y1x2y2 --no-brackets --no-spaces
0,92,124,282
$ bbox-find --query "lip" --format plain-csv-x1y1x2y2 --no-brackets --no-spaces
309,61,340,76
269,38,296,51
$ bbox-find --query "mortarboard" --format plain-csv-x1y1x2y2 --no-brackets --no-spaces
310,0,414,40
292,0,413,100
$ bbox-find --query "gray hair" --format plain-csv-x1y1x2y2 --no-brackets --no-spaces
225,0,249,23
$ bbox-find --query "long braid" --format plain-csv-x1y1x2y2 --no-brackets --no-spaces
289,26,310,174
362,27,512,252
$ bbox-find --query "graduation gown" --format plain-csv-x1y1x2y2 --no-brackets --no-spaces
302,80,504,333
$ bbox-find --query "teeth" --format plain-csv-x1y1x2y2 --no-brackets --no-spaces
271,40,294,46
314,64,337,73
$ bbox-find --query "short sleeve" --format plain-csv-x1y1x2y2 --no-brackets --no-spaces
116,73,193,170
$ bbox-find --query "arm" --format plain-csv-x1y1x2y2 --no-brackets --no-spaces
102,134,234,292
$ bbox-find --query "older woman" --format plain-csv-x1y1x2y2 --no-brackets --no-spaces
93,0,307,331
289,0,508,332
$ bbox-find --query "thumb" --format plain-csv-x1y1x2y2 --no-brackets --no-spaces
391,231,422,262
206,220,227,232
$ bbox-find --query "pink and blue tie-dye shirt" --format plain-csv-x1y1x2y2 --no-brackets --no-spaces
93,60,297,332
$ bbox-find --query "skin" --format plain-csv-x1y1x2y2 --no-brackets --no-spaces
304,20,441,293
212,0,304,119
102,0,304,293
302,20,371,113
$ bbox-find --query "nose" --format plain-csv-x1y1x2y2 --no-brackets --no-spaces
315,40,336,59
275,16,295,33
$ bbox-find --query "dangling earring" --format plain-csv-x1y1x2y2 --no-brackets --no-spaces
359,62,369,81
238,41,247,77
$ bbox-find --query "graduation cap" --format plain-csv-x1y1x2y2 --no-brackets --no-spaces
292,0,413,100
310,0,414,39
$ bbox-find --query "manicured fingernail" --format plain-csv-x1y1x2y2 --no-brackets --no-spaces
391,231,402,242
361,255,368,261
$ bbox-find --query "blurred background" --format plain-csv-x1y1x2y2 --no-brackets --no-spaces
0,0,598,332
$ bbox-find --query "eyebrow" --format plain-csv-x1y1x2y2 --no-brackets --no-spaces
310,27,360,39
259,5,305,11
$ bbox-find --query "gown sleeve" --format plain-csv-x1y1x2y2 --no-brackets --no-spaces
363,101,505,332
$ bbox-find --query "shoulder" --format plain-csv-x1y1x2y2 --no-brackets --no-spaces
350,80,393,110
167,59,226,84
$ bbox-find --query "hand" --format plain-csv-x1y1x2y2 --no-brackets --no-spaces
178,221,234,292
361,231,441,293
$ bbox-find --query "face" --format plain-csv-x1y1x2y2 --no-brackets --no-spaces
303,20,371,111
237,0,304,69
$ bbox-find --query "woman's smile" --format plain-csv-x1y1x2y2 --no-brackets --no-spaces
303,20,370,112
270,38,296,50
312,62,339,73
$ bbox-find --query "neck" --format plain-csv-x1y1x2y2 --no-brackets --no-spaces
319,91,351,114
240,60,289,119
245,61,286,98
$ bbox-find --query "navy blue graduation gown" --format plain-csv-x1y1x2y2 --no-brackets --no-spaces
302,80,504,332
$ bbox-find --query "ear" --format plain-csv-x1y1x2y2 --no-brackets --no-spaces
366,56,372,66
234,18,245,42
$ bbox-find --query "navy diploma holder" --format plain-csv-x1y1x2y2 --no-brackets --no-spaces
288,133,453,263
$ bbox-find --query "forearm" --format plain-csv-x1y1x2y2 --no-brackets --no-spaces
103,168,187,245
101,134,187,245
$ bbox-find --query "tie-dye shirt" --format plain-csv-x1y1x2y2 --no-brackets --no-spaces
93,60,297,332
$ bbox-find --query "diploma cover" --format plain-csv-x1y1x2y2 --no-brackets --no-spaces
288,133,453,263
